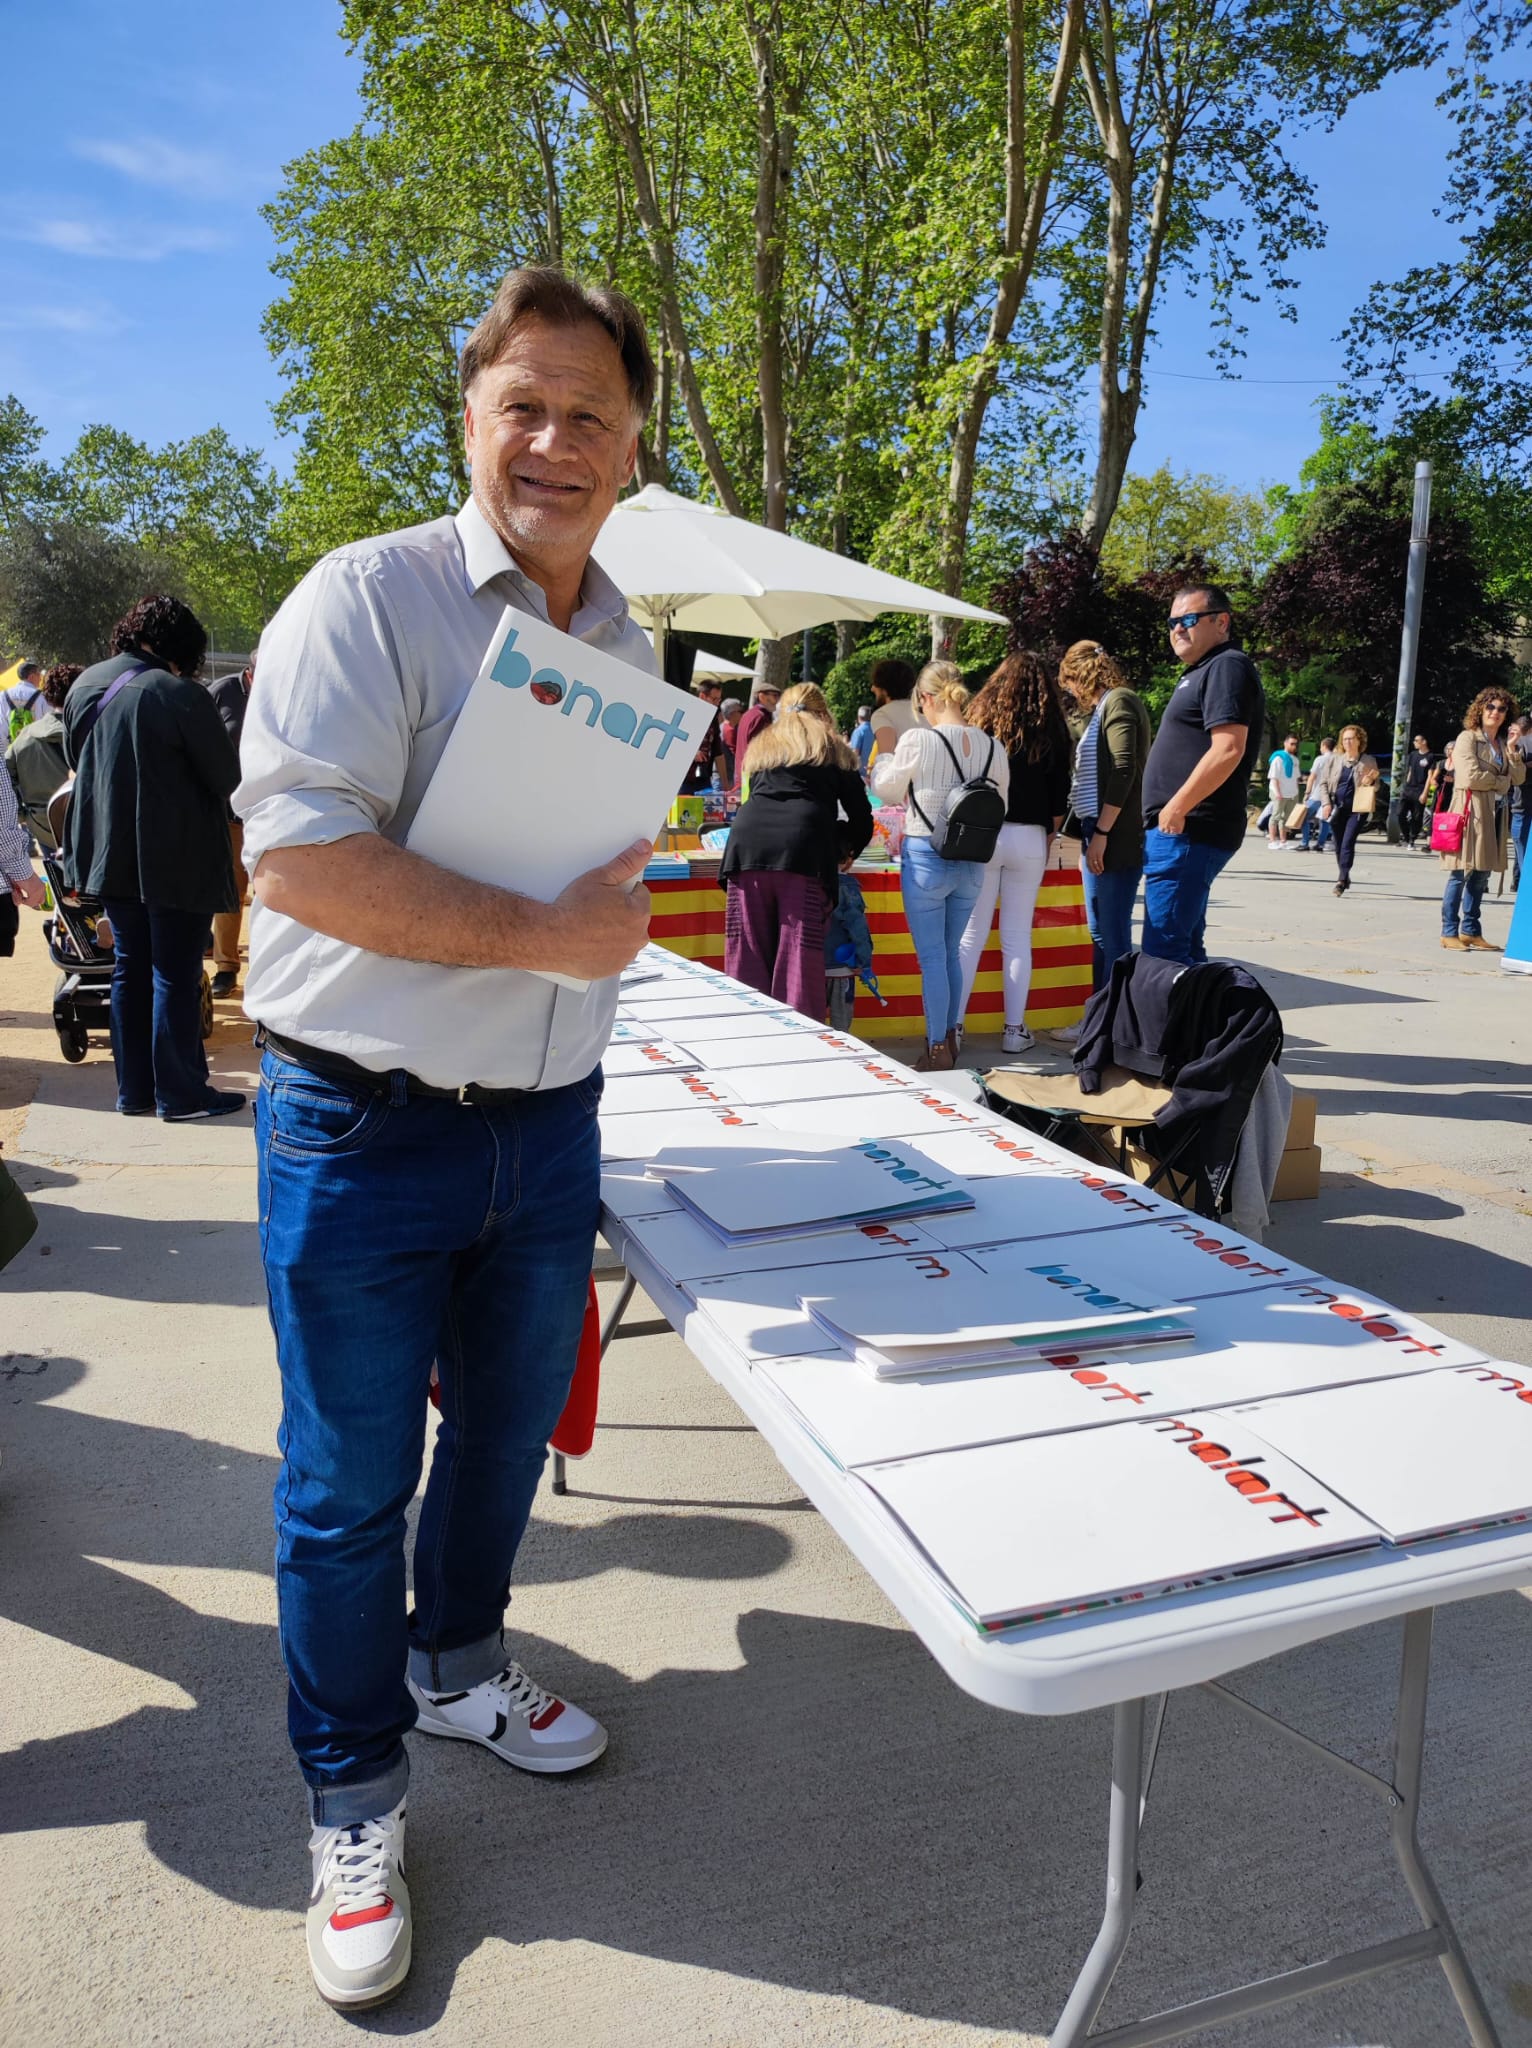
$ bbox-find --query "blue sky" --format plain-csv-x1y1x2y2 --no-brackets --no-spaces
2,2,1476,501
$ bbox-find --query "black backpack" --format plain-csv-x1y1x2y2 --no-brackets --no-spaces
909,729,1006,862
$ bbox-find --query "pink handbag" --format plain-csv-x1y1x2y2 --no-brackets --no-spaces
1429,795,1465,856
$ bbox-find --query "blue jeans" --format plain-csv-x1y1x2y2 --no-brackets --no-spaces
256,1049,602,1825
1298,800,1331,851
1140,831,1233,967
1442,868,1490,938
902,836,985,1040
1083,863,1141,986
1332,804,1365,885
101,897,212,1116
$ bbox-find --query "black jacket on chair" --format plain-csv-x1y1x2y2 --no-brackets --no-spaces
1074,951,1283,1207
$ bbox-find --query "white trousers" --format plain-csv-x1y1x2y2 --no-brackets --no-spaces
957,822,1049,1028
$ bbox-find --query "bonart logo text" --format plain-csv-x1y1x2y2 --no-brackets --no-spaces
492,628,692,760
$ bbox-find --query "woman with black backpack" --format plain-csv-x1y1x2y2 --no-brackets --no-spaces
872,662,1009,1070
955,652,1071,1055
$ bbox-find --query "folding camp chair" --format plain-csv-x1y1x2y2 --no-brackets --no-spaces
984,953,1283,1220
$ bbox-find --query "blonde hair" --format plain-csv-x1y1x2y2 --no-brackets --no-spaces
743,683,858,776
915,660,972,718
1059,639,1131,712
777,682,834,725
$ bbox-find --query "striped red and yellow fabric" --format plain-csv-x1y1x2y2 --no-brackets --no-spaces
646,862,1092,1038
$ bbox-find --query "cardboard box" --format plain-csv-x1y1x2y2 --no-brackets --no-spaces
1285,1089,1317,1153
1273,1144,1321,1202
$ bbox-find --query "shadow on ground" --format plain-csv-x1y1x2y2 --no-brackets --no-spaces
3,1360,1530,2042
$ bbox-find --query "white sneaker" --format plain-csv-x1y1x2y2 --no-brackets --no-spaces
409,1660,608,1774
1051,1022,1082,1045
306,1803,411,2009
1001,1025,1035,1055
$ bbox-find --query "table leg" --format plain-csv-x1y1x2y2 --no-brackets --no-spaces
552,1270,638,1499
1389,1610,1502,2048
1048,1698,1146,2048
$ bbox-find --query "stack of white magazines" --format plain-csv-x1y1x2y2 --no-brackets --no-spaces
644,1135,977,1246
799,1257,1192,1378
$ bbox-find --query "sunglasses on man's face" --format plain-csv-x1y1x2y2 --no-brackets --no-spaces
1169,611,1224,633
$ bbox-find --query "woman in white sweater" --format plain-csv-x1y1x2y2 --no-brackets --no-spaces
872,662,1008,1069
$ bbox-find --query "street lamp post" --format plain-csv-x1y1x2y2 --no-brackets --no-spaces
1387,460,1432,845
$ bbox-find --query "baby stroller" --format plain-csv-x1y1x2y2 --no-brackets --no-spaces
40,785,213,1064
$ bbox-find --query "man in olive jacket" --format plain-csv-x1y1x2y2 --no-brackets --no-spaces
63,595,244,1121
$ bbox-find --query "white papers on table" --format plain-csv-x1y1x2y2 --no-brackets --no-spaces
1223,1365,1532,1542
919,1172,1179,1252
600,1037,702,1078
800,1256,1190,1377
624,1207,952,1288
599,1102,778,1160
965,1216,1318,1303
685,1027,868,1069
727,1057,923,1107
600,1165,681,1224
754,1092,1001,1141
752,1279,1486,1472
599,1069,743,1117
405,608,713,986
617,989,786,1019
689,1263,850,1360
908,1123,1092,1179
658,1008,820,1044
856,1419,1380,1630
645,1135,975,1244
610,1019,664,1044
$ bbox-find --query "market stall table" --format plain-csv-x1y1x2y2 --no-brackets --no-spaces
647,852,1094,1038
582,950,1523,2047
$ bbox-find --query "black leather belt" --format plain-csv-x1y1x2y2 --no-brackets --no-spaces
258,1028,532,1106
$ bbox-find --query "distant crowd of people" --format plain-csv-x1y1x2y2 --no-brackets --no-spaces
715,588,1528,1056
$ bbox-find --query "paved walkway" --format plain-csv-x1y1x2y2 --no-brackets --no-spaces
1,836,1529,2048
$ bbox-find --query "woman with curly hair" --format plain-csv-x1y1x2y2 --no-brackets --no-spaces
954,650,1070,1054
722,681,873,1015
62,594,244,1120
1438,684,1524,950
1058,639,1151,986
873,661,1009,1068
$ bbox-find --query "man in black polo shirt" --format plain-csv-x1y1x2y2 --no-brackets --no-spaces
1140,583,1264,965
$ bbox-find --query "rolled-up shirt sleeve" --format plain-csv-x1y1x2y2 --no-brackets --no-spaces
235,551,417,873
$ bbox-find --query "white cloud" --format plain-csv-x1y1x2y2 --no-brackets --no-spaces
73,137,233,198
16,216,229,262
0,302,126,335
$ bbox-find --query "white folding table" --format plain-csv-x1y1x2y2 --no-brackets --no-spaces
597,1216,1527,2048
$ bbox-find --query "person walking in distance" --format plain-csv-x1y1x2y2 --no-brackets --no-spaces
1297,738,1334,852
1140,584,1264,965
1438,687,1523,950
1398,734,1433,852
235,267,659,2010
730,681,780,794
1506,718,1530,892
1266,733,1300,848
1311,723,1381,898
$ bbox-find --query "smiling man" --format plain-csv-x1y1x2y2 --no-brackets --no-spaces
234,270,658,2011
1140,584,1264,965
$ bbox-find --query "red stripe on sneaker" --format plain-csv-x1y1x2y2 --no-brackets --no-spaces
331,1898,394,1930
529,1700,565,1731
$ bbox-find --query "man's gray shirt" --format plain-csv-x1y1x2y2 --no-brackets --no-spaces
236,497,656,1090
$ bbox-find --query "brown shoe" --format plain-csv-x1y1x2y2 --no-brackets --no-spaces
1463,935,1501,951
914,1041,954,1073
1440,936,1468,950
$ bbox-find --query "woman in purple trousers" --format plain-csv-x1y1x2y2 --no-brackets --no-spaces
720,683,873,1018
